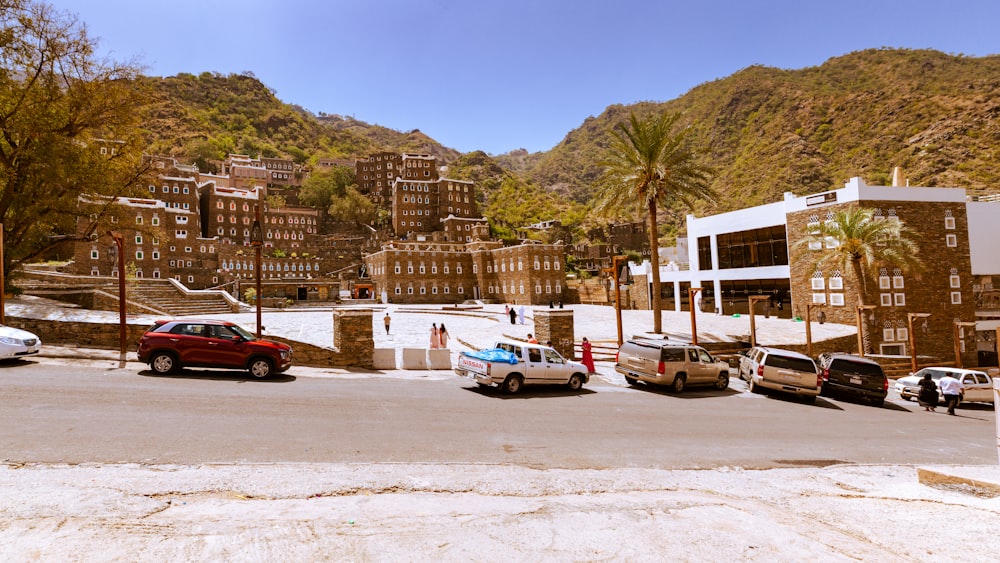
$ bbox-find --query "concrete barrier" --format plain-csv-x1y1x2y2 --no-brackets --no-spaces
401,348,428,369
428,349,452,370
373,348,397,370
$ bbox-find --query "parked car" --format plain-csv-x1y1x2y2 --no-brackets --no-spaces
738,346,821,402
817,353,889,407
895,367,995,405
0,324,42,360
137,319,292,378
456,340,588,394
614,338,730,393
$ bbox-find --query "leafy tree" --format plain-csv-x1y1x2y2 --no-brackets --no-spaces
328,186,375,228
797,207,922,306
298,166,355,209
265,194,286,210
593,111,714,333
0,0,150,282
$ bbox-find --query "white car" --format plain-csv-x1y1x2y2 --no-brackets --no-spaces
894,367,995,404
0,324,42,359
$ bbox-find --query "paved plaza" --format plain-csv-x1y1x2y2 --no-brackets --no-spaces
9,296,858,371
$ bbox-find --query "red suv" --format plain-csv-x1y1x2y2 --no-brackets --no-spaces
137,320,292,378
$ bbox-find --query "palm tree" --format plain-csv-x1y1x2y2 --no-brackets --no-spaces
594,111,714,333
798,207,922,306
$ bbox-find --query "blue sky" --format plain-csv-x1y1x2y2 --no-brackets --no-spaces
51,0,1000,155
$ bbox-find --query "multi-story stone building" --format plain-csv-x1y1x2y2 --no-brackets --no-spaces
365,225,565,305
356,151,401,203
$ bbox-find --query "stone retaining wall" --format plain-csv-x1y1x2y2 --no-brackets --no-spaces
7,310,376,369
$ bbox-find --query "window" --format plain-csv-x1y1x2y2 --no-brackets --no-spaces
945,215,956,230
829,293,845,306
951,292,962,304
811,277,825,290
892,274,904,289
812,294,826,304
879,276,891,290
135,235,143,244
808,240,822,251
946,234,958,247
152,216,159,226
135,216,143,225
90,249,99,259
893,293,906,306
828,276,843,290
880,293,892,306
135,251,144,260
950,274,961,288
896,328,908,342
883,328,895,341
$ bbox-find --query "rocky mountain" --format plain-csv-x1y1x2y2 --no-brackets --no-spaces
521,48,1000,216
140,49,1000,235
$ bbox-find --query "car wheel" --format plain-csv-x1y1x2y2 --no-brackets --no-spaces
248,358,273,379
748,377,762,394
670,374,686,394
502,375,523,395
715,372,730,390
567,373,584,391
870,397,885,407
624,375,640,386
802,395,817,404
150,352,177,375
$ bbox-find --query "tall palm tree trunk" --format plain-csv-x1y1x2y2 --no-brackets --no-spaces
648,199,662,333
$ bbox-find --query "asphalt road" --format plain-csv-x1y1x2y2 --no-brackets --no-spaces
1,357,996,468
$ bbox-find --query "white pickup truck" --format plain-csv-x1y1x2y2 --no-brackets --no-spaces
455,340,589,394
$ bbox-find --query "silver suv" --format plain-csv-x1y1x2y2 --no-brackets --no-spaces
738,346,820,403
615,339,731,393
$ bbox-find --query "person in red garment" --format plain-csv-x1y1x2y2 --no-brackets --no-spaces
581,337,596,374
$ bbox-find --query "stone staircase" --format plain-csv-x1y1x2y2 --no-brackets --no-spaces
127,280,235,317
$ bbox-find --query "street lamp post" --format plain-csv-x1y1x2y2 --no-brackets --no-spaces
856,305,876,357
251,204,264,338
109,232,127,362
953,321,977,369
688,287,702,345
748,295,770,348
805,303,826,358
907,312,932,374
611,255,631,346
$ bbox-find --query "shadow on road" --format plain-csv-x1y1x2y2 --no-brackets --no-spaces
138,369,296,383
463,384,597,399
622,381,741,399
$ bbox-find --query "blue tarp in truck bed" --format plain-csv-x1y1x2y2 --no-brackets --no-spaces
463,348,519,364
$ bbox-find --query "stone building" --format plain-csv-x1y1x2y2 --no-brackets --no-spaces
364,225,565,306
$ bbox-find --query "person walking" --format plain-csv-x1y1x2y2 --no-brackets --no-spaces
383,311,391,335
438,323,449,349
917,371,938,412
508,306,517,325
939,371,964,415
581,337,596,374
430,323,440,349
518,305,525,325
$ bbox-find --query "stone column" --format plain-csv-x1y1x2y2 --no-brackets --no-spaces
533,308,574,359
333,308,374,369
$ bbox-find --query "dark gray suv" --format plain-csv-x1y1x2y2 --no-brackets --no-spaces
817,353,888,407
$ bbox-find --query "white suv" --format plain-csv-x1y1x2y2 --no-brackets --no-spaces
739,346,821,403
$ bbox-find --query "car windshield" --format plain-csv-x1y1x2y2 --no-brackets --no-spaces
227,324,256,341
